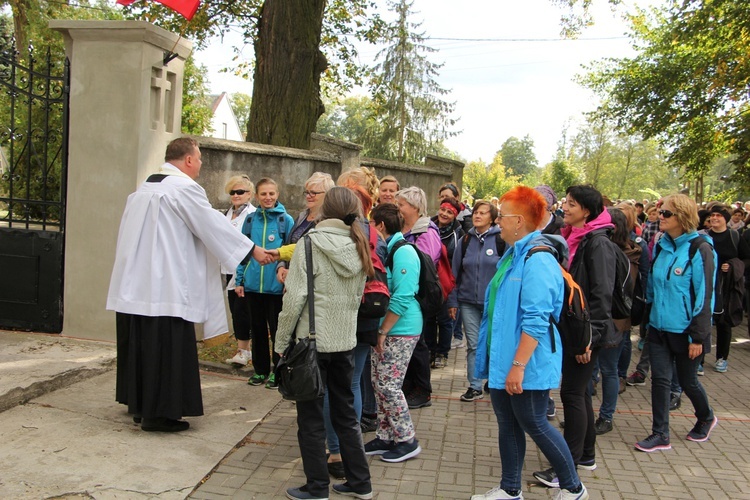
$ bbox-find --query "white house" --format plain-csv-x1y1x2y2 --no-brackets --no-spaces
208,92,244,141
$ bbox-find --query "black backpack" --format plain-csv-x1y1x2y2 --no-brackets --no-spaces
525,245,592,355
611,246,635,320
386,240,443,319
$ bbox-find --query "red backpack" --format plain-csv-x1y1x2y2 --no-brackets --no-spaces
358,224,391,319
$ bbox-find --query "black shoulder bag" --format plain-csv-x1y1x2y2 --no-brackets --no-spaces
275,235,324,401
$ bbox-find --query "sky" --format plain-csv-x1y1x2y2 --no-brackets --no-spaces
193,0,659,166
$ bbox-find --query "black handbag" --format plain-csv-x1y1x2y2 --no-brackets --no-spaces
275,235,324,402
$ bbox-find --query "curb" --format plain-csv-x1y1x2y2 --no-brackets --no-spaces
0,358,116,414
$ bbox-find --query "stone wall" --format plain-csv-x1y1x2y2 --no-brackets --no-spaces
199,133,465,216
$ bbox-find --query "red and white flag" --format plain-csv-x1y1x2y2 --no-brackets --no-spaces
116,0,200,21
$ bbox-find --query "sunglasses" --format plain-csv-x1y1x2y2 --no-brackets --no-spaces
658,209,674,218
229,189,248,196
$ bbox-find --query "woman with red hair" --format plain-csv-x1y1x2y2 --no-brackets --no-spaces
472,186,588,500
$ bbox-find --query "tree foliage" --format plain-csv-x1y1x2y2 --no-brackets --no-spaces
499,135,538,179
541,157,585,199
229,92,252,138
181,56,213,135
316,95,372,144
463,153,521,201
581,0,750,186
365,0,457,163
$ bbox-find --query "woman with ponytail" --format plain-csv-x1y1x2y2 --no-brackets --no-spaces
275,186,374,500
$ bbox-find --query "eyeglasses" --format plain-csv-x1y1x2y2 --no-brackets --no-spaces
304,190,325,197
497,213,523,219
658,209,674,218
229,189,248,196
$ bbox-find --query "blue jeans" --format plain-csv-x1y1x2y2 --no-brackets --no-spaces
490,388,581,492
648,327,713,438
598,340,622,421
324,342,370,454
617,328,631,378
425,303,454,357
452,308,463,341
361,350,376,416
459,302,485,391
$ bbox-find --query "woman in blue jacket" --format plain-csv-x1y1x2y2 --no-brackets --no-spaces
447,200,501,402
236,178,294,388
634,194,718,452
472,186,588,500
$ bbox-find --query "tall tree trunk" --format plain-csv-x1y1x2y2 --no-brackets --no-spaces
247,0,327,149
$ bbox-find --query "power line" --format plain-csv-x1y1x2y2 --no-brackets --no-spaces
426,36,627,42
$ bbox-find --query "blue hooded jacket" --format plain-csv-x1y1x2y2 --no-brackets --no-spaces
475,231,564,390
236,201,294,295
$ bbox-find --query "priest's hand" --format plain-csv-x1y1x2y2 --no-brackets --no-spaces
252,246,276,265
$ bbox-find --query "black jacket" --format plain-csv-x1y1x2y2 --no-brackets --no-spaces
431,216,465,260
568,228,619,349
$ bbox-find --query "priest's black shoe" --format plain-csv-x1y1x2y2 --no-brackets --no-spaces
141,417,190,432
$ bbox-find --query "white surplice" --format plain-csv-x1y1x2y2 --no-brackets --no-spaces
107,163,255,338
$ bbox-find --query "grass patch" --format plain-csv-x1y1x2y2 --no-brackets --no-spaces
197,336,238,364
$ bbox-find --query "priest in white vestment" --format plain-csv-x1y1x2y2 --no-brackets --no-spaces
107,137,274,432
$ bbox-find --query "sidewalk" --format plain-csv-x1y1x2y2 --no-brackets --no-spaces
190,331,750,500
1,328,749,499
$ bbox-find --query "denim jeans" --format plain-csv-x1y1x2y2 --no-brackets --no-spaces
617,328,631,379
361,350,376,416
490,388,581,492
598,340,621,421
459,302,485,392
324,342,370,454
452,308,463,341
648,327,713,438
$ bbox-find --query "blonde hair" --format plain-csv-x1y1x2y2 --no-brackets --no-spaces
338,167,379,215
615,201,637,231
395,186,428,217
662,194,699,233
379,175,400,190
305,171,335,192
224,175,254,194
255,177,278,193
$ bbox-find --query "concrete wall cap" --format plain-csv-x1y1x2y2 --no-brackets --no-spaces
49,20,192,58
311,133,363,151
196,136,340,164
424,153,465,168
361,156,452,175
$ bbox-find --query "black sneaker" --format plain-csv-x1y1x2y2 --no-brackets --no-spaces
634,433,671,452
364,437,394,455
532,467,559,488
380,438,421,463
360,415,377,433
626,371,646,386
669,393,682,412
332,482,373,499
406,389,432,409
483,381,489,393
686,416,718,442
460,388,484,402
327,460,345,480
594,417,613,435
546,397,556,419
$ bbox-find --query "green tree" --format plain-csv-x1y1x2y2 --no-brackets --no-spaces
463,153,521,201
581,1,750,187
365,0,457,163
181,56,213,135
541,157,585,198
499,135,538,178
316,95,373,144
229,92,253,138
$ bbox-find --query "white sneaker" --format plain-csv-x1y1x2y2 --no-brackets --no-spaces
471,485,523,499
555,484,588,500
226,349,251,366
451,337,465,349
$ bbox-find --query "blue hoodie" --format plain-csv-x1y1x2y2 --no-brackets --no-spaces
236,201,294,295
446,225,503,308
475,231,564,390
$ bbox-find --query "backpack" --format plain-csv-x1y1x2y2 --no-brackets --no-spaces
242,211,289,244
416,228,455,300
629,239,647,326
386,240,443,319
525,246,592,355
358,224,391,319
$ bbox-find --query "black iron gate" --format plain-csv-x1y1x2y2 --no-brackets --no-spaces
0,42,69,332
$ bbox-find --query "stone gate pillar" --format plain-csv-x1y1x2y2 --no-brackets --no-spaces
49,21,192,341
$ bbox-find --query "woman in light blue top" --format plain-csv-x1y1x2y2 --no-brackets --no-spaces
472,186,588,500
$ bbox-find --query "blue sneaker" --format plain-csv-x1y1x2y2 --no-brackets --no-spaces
380,438,421,462
332,482,373,499
714,358,728,373
634,433,671,452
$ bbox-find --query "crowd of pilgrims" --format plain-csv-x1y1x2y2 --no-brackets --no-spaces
219,168,744,500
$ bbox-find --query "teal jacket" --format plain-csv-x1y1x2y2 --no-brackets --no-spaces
647,231,716,342
476,231,564,390
381,232,423,336
236,202,294,295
